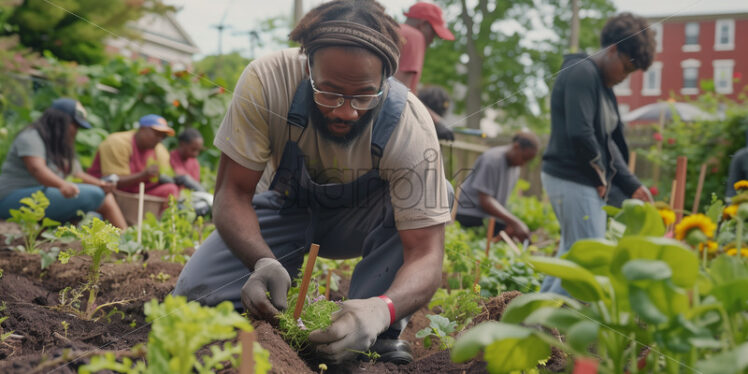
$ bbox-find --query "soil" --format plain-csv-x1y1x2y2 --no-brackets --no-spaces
0,221,566,373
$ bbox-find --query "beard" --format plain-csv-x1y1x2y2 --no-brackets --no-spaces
310,103,375,146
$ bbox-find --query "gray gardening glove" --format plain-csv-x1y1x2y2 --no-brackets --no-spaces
241,258,291,320
308,297,391,363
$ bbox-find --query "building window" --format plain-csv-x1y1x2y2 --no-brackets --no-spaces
642,61,662,96
614,76,631,96
683,22,700,52
651,23,663,52
713,59,735,94
681,59,700,95
714,19,735,51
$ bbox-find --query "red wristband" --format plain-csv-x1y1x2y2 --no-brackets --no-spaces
378,295,396,326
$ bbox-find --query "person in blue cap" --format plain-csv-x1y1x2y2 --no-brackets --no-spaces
88,114,178,201
0,98,127,228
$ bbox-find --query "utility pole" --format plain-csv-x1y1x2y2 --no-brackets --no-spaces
212,24,232,56
233,30,259,59
570,0,580,53
293,0,303,26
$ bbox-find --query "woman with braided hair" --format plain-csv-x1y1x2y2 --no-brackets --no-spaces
175,0,453,365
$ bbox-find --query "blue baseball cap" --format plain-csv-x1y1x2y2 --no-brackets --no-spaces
138,114,175,136
51,98,91,129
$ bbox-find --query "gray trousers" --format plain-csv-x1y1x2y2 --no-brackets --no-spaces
173,188,408,332
539,172,606,295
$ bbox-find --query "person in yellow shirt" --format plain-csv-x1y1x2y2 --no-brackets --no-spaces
88,114,178,199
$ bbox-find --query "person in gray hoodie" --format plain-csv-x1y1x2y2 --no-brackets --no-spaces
541,13,656,295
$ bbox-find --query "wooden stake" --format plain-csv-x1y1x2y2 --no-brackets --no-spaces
628,151,637,173
499,231,522,256
451,185,462,222
294,243,321,320
472,259,481,289
324,270,332,300
485,218,495,256
692,163,707,214
137,182,145,244
669,180,677,208
674,156,688,224
239,330,255,374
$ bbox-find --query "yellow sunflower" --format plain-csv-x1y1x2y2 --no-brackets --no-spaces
675,214,716,241
735,180,748,192
726,248,748,257
658,209,676,226
698,241,718,254
724,205,738,219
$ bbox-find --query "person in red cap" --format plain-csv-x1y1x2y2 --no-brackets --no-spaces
396,2,456,141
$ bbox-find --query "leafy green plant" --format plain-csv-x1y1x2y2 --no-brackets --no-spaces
277,281,340,350
479,257,542,296
56,218,120,319
7,190,59,253
79,295,271,374
508,179,560,237
416,314,457,350
428,287,482,330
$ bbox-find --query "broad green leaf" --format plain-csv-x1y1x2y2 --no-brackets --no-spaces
710,279,748,314
629,286,667,324
529,257,605,302
647,281,689,317
695,342,748,374
603,205,621,216
501,293,580,324
523,307,585,331
562,239,617,276
705,199,724,225
622,260,672,282
708,255,748,285
566,320,599,352
452,322,550,373
614,200,666,237
614,237,699,288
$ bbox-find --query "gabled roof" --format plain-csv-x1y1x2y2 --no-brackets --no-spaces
129,12,200,55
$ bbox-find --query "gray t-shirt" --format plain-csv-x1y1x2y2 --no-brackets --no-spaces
457,145,520,218
0,128,80,200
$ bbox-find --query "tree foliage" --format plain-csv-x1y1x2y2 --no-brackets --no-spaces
422,0,615,131
4,0,172,64
194,52,250,89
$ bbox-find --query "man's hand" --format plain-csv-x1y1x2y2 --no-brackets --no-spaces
141,165,159,180
241,258,291,320
60,182,80,198
596,185,606,198
99,181,116,194
631,185,653,203
308,297,391,363
508,219,530,242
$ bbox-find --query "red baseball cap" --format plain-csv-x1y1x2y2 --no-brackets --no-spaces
404,2,455,41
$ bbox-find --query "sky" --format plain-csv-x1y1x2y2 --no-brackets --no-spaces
166,0,748,58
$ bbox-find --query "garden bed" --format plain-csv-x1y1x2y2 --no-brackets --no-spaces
0,221,556,374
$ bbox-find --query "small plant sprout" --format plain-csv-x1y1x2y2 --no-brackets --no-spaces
60,321,69,338
79,296,272,374
318,363,328,374
150,272,171,282
7,190,60,253
415,314,457,350
56,218,121,319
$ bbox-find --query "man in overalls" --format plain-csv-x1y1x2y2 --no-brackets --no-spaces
174,0,452,365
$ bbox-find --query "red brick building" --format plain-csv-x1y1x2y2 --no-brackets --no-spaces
615,12,748,115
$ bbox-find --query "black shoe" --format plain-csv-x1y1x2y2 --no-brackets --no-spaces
368,339,413,365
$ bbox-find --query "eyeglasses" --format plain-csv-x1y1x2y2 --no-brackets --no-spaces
307,59,383,111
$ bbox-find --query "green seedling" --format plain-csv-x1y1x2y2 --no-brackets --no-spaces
79,295,271,374
149,272,171,283
428,287,482,330
416,314,457,350
277,282,340,350
56,218,122,319
7,190,60,253
60,321,69,338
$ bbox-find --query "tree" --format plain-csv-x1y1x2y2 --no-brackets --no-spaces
4,0,172,65
422,0,615,132
194,52,251,89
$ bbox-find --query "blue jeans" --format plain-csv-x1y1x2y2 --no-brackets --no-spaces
539,172,606,295
0,184,105,223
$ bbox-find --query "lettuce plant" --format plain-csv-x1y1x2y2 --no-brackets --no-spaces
415,314,457,350
7,190,59,253
79,295,271,374
56,218,120,319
